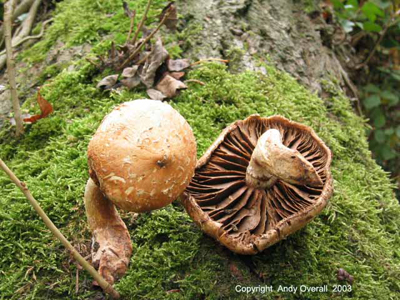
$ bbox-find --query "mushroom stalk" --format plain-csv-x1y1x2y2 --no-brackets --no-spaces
84,178,133,285
246,129,323,189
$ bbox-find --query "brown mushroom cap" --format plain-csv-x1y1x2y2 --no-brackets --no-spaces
88,99,197,212
182,115,333,255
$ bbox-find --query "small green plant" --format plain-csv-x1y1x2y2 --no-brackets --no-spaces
363,82,399,162
330,0,400,193
331,0,392,33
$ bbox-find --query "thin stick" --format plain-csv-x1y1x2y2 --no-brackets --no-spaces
126,11,136,42
131,0,152,46
4,0,24,137
75,264,80,293
356,14,400,70
338,66,361,115
136,51,150,65
119,6,172,70
190,58,229,66
356,27,388,70
0,18,53,56
0,0,36,47
185,79,205,86
0,0,43,70
0,158,120,299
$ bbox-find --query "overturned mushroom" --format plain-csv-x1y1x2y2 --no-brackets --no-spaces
182,115,332,255
85,99,197,284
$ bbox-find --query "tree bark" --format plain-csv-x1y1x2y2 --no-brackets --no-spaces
177,0,355,97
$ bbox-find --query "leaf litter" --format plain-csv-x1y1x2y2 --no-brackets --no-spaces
95,1,194,100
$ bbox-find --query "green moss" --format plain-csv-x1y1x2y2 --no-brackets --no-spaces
174,22,204,58
0,0,399,299
20,0,165,64
225,47,246,72
298,0,319,14
37,64,63,84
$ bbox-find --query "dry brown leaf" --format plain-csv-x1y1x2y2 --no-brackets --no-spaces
169,71,185,80
121,76,141,89
156,74,187,98
97,74,119,90
122,66,139,78
147,88,167,101
167,59,190,72
159,2,178,31
139,39,169,87
23,91,54,123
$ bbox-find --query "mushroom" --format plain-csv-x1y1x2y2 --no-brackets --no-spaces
182,115,332,255
84,99,197,284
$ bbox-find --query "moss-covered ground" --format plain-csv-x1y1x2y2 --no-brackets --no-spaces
1,0,399,299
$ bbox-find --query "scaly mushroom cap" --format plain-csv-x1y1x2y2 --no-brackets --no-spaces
182,115,333,254
88,100,197,212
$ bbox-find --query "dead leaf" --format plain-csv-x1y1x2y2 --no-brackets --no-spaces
156,74,187,98
123,1,135,19
23,91,53,123
169,71,185,80
121,66,140,89
159,2,178,31
137,51,151,64
121,76,141,89
139,39,169,88
97,74,119,90
167,59,190,72
147,89,167,101
122,66,139,78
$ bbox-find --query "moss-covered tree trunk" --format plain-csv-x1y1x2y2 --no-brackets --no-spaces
178,0,352,95
0,1,398,299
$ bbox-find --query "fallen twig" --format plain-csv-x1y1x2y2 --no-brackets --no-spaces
136,51,151,65
185,79,205,86
0,158,121,299
131,0,153,46
339,66,362,115
126,11,136,42
0,0,42,70
86,57,101,67
4,0,24,137
0,18,53,56
119,6,173,70
0,0,36,48
191,58,229,66
75,263,80,294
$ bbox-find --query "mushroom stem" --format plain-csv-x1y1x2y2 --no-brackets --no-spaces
84,179,133,285
245,129,323,189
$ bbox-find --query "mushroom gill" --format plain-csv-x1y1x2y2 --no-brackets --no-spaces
182,115,333,255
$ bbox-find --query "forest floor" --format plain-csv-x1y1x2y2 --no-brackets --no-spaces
0,0,399,299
